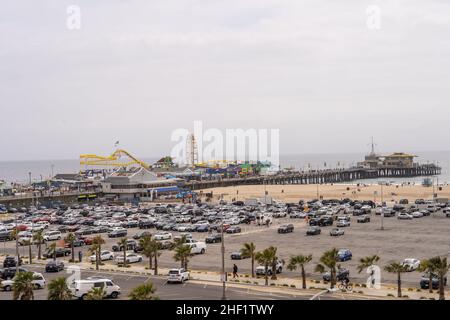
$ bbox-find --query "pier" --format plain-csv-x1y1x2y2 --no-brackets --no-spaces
186,164,441,190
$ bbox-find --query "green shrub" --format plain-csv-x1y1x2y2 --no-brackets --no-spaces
387,293,394,297
290,284,296,288
407,288,414,291
270,283,276,286
361,283,367,288
282,284,289,287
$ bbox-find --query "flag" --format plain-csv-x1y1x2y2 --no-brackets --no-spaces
114,141,119,147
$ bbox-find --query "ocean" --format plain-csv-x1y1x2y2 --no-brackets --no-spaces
1,151,449,185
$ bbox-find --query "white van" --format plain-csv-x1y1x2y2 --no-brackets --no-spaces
70,278,121,300
184,240,207,254
43,230,62,241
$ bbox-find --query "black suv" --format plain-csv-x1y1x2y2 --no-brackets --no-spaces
112,239,137,252
323,268,350,282
278,224,294,233
44,248,71,258
45,260,65,272
0,267,28,280
205,233,222,243
3,256,22,268
420,273,448,290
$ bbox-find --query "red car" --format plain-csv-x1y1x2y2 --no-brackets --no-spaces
79,236,93,245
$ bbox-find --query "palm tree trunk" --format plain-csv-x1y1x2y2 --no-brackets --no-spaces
439,274,445,300
265,265,269,286
397,272,402,298
429,273,433,294
71,243,75,262
28,244,32,264
301,265,306,289
330,268,336,289
95,249,99,270
251,255,255,278
154,252,158,276
123,248,127,267
37,242,41,260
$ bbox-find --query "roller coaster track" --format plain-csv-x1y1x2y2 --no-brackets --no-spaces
79,149,150,170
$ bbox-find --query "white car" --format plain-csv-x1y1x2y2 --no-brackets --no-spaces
115,253,143,264
184,241,207,254
336,220,350,227
167,268,190,284
43,231,62,241
397,213,413,220
154,232,172,240
90,250,114,262
256,260,283,275
402,258,421,271
0,272,46,291
411,211,423,218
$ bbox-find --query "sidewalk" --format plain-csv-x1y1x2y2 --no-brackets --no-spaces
21,257,447,300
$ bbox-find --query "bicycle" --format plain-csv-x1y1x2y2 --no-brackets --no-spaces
338,281,353,292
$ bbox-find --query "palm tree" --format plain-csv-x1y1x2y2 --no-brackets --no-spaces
48,242,57,261
13,272,35,300
173,245,191,270
151,240,161,276
85,287,105,300
90,235,105,270
287,254,312,289
47,277,73,300
118,238,129,267
418,259,436,294
140,235,154,270
33,230,44,260
315,248,340,289
428,256,450,300
357,255,380,273
128,282,159,300
255,246,277,286
384,262,409,298
64,233,76,263
240,242,256,277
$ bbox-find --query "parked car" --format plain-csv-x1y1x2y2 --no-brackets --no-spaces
323,268,349,282
70,278,120,299
167,268,190,284
108,228,127,238
90,250,114,262
397,213,413,220
411,211,424,218
133,231,152,240
0,272,46,291
336,220,350,227
226,226,242,234
230,251,245,260
256,259,283,275
277,224,294,234
330,228,345,237
205,233,222,243
337,249,352,262
0,267,28,280
44,247,71,258
64,239,85,248
357,215,371,223
306,226,321,236
3,256,22,268
115,253,143,264
402,258,420,271
43,231,62,241
154,232,172,240
45,260,65,272
112,239,137,252
420,273,447,289
184,241,207,254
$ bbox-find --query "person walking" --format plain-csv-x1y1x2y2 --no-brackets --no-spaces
232,264,238,278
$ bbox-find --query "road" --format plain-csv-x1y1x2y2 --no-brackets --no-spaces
0,264,320,300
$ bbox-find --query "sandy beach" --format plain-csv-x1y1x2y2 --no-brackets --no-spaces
200,183,450,204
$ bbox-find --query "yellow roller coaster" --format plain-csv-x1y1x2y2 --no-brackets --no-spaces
79,149,151,170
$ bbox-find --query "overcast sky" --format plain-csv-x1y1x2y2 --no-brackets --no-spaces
1,0,450,161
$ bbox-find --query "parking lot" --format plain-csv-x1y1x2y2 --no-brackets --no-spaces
1,200,450,293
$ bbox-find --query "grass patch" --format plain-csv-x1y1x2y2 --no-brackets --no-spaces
387,293,394,297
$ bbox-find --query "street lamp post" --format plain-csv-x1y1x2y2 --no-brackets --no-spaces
221,220,226,300
28,172,32,185
380,183,384,230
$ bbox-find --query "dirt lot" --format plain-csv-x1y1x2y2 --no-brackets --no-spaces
2,210,449,288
